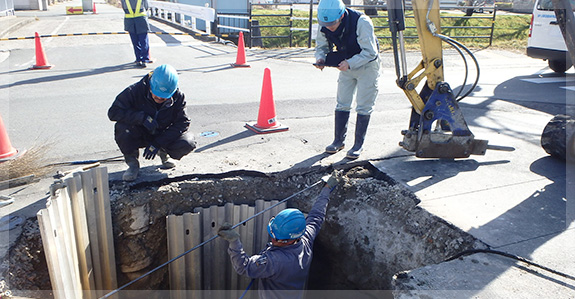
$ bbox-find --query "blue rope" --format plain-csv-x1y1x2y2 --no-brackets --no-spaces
238,279,255,299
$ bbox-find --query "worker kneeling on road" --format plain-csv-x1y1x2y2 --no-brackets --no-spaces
108,64,196,181
218,174,339,299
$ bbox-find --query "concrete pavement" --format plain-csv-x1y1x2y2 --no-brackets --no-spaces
1,1,574,298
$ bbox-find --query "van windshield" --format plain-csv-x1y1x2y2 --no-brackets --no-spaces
537,0,575,11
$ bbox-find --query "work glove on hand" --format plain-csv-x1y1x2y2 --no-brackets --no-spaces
322,174,339,191
143,143,160,160
142,115,159,134
218,222,240,242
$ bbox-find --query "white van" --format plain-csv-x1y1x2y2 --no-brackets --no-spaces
527,0,575,73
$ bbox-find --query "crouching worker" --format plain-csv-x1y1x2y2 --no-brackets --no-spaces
108,64,196,181
217,174,339,299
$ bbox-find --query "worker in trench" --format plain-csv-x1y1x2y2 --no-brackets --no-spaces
217,174,339,298
108,64,197,181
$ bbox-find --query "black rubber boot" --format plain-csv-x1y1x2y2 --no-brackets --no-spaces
346,114,371,159
325,110,350,154
123,151,140,181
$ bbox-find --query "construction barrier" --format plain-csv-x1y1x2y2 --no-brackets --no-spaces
65,6,83,15
0,112,18,160
37,167,117,299
0,31,230,42
245,68,288,134
230,31,249,68
166,200,286,298
31,32,52,69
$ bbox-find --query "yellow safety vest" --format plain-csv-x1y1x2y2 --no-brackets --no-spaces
125,0,146,18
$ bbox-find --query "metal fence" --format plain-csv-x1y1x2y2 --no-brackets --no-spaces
247,3,498,48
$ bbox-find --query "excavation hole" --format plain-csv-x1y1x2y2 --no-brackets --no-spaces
3,162,482,298
109,162,481,296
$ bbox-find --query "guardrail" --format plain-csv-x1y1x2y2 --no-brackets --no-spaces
149,0,216,36
1,0,15,16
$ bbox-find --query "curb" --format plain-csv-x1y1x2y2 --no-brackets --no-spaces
0,16,36,38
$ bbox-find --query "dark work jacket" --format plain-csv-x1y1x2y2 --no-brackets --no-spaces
108,73,190,148
320,8,362,64
227,187,332,299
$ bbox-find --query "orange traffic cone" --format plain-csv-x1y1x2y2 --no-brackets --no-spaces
92,1,97,14
231,31,250,68
245,68,288,134
146,49,155,63
0,113,19,161
31,32,52,70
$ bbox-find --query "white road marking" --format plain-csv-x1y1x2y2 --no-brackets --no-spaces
521,77,575,84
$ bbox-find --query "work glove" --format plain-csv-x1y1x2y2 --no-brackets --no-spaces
322,174,339,191
143,143,160,160
142,115,159,134
218,222,240,242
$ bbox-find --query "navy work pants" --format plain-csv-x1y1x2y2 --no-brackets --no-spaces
129,32,150,63
114,123,196,160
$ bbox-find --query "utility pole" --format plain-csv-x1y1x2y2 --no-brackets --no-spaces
551,0,575,67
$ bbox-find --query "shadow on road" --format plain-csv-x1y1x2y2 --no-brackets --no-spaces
0,63,135,89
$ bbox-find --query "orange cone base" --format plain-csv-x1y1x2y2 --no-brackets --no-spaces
245,122,288,134
31,64,53,70
231,63,250,68
0,148,24,162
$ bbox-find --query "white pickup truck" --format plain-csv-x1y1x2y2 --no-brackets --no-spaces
527,0,575,72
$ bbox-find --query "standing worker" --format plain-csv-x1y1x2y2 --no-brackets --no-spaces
314,0,381,159
217,174,339,299
122,0,151,67
108,64,197,181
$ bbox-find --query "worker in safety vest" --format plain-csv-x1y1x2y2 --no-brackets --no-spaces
108,64,197,181
218,174,339,299
314,0,380,160
122,0,151,67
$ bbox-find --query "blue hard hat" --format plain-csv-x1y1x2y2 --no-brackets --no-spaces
317,0,346,27
150,64,179,99
267,208,306,240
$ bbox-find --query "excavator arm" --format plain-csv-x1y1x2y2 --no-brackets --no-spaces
387,0,494,158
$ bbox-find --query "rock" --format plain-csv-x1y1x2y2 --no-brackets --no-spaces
541,114,575,162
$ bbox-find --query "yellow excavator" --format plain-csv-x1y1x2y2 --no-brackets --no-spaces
387,0,512,158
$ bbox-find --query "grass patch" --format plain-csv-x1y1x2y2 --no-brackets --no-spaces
0,144,54,181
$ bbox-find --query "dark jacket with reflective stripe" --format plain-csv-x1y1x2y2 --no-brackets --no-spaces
108,73,190,148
